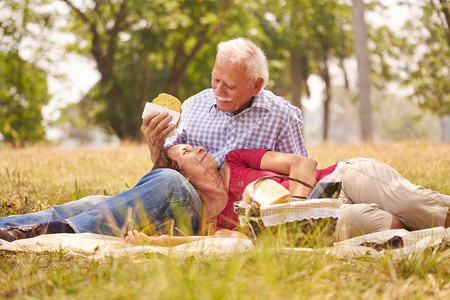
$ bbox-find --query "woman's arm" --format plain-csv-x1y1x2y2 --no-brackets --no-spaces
259,151,318,198
126,229,249,247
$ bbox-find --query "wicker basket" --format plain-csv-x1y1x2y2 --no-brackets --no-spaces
234,175,343,247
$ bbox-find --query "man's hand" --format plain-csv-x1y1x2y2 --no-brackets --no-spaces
141,111,176,162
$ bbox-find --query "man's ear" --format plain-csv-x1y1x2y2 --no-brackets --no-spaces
251,78,264,96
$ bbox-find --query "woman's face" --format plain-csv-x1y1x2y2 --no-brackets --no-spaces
167,144,218,184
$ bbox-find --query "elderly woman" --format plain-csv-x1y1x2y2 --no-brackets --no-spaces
127,145,450,246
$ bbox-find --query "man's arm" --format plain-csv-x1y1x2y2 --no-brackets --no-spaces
141,111,176,163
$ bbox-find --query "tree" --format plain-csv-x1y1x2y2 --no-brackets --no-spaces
0,0,52,146
61,0,237,140
313,1,353,141
352,0,373,142
0,53,50,146
438,0,450,41
398,0,450,141
254,0,353,140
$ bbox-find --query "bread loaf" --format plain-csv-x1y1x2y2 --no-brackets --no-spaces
142,93,181,125
243,179,291,206
152,93,181,112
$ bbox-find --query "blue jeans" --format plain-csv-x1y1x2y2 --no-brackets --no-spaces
0,169,202,236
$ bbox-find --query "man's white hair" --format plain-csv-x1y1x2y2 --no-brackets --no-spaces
217,37,269,88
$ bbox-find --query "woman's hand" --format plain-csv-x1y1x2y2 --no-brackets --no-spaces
214,229,249,239
126,230,205,247
126,229,249,247
126,230,170,246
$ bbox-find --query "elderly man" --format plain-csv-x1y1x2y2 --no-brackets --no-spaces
0,38,309,241
142,37,308,166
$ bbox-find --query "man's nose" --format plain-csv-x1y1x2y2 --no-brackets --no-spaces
213,81,225,95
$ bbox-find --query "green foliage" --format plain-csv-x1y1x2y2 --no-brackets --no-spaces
0,52,49,146
400,0,450,116
0,0,53,146
61,0,359,140
249,0,353,105
3,0,448,142
61,0,247,140
55,0,447,141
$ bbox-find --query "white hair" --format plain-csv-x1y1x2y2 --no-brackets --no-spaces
216,37,269,88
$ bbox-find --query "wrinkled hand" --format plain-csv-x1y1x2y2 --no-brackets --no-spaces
141,111,175,161
126,230,169,246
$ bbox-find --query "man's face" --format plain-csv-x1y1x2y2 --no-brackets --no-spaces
211,55,263,115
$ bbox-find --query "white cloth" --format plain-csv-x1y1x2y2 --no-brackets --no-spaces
258,199,342,227
1,228,448,260
0,233,254,259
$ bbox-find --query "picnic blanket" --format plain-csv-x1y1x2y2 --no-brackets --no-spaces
283,226,450,259
1,226,448,260
0,233,254,259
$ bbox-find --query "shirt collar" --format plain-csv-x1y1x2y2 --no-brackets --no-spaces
208,89,271,115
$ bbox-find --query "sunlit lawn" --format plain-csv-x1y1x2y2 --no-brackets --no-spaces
0,141,449,299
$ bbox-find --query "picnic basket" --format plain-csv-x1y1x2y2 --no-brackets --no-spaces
234,175,343,247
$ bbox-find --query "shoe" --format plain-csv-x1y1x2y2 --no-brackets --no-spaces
0,224,46,242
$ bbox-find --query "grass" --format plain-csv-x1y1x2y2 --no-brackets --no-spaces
0,141,449,299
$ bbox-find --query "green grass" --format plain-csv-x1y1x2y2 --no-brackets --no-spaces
0,141,449,299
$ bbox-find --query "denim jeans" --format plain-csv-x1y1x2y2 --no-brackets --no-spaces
0,169,202,237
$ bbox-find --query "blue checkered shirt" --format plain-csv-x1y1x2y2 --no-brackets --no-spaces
165,88,308,167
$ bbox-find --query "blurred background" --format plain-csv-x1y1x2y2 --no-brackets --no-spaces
0,0,449,148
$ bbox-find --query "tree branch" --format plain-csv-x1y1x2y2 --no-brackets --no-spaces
61,0,107,80
438,0,450,33
438,0,450,46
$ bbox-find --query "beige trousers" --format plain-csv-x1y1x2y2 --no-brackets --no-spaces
334,158,450,241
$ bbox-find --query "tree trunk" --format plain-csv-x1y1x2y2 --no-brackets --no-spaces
440,114,450,142
352,0,373,142
289,50,304,110
319,56,331,141
139,30,151,107
439,0,450,33
438,0,450,46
